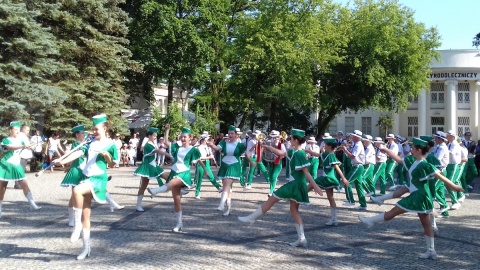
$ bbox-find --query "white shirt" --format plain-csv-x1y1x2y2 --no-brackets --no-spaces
246,138,257,157
350,141,365,165
403,144,411,156
434,142,449,168
460,145,468,163
364,144,376,165
397,144,404,158
447,141,462,164
19,133,33,159
198,144,211,158
376,145,388,163
141,137,149,148
129,137,139,148
305,144,320,158
48,137,60,151
386,141,398,160
114,138,122,150
30,135,43,153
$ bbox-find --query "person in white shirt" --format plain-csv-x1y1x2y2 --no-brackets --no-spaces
432,131,450,215
446,130,463,210
341,130,367,210
264,131,287,196
47,133,64,172
305,136,321,179
113,133,123,168
30,130,44,172
193,135,222,199
385,134,399,190
157,137,167,165
362,135,376,197
370,137,387,197
240,130,253,186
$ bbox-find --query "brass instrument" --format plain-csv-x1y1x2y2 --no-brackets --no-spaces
257,133,268,142
280,131,288,140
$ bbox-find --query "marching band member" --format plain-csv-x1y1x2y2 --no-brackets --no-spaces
240,130,253,186
194,134,222,199
148,125,205,231
243,130,269,189
359,138,463,260
284,136,294,181
0,121,41,218
264,130,286,196
370,137,387,197
458,140,468,201
54,114,118,260
305,136,320,180
385,134,399,190
133,127,171,212
362,135,376,197
208,125,246,216
445,130,462,210
306,138,349,226
342,130,367,210
239,128,323,247
390,135,405,191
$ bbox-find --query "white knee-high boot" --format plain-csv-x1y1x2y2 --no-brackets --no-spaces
136,195,144,212
325,207,338,226
77,229,91,260
173,211,183,232
105,192,124,212
223,198,232,216
147,185,168,198
26,192,41,210
70,207,83,242
68,207,74,227
217,192,228,211
289,223,307,247
370,192,394,206
419,235,437,259
238,206,264,224
358,212,385,228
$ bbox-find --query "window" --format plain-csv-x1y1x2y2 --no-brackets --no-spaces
430,83,445,109
361,117,372,135
328,119,337,135
431,117,444,134
407,117,418,137
458,117,470,136
408,96,418,103
345,117,354,134
458,82,470,109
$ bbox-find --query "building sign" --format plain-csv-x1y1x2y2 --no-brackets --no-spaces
429,72,478,80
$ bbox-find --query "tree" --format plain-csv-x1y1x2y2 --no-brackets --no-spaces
151,101,188,138
377,114,394,138
0,1,69,136
473,32,480,49
315,0,440,135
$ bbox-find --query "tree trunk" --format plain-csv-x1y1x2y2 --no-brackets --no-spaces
317,108,337,139
249,109,256,131
167,76,174,106
269,100,277,131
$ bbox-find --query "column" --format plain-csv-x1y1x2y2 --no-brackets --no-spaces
445,80,458,132
417,89,427,136
392,113,400,135
475,81,480,138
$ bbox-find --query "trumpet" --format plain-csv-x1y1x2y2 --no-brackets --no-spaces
281,131,288,140
257,133,268,142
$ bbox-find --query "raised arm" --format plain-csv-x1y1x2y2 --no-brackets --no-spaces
163,123,171,148
381,147,403,164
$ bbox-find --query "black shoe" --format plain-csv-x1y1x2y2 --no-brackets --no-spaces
108,176,112,181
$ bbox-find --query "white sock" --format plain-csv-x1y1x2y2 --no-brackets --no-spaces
137,195,143,206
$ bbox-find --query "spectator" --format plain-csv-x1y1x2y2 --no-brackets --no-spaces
113,133,122,168
127,144,137,166
46,133,65,172
17,125,33,189
30,130,44,172
157,137,167,165
120,144,129,167
474,140,480,173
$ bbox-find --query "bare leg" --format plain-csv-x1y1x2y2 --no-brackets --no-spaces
138,177,149,196
82,194,92,230
261,196,280,214
18,180,31,196
384,206,407,221
0,181,8,200
418,213,437,259
326,188,336,208
290,200,302,224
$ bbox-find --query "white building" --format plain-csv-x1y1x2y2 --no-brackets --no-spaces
327,49,480,140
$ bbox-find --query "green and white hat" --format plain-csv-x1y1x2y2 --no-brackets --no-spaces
412,138,428,147
181,127,191,134
228,125,236,132
291,128,305,137
324,138,336,144
92,114,107,126
72,125,85,133
420,135,434,142
147,127,159,134
10,121,21,128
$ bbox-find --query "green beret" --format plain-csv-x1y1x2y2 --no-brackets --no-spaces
92,114,107,126
412,137,427,147
228,125,236,132
419,135,433,142
291,128,305,137
10,121,21,128
72,125,85,133
181,127,191,134
147,127,159,134
324,138,336,144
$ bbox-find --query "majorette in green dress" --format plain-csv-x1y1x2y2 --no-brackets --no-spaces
61,141,87,187
216,140,246,180
165,142,201,187
0,137,26,181
133,141,164,186
396,156,438,214
273,149,311,204
315,152,341,189
78,139,118,203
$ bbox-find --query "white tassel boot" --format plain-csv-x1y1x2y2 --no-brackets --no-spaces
358,212,385,228
325,208,338,226
105,192,124,212
370,192,394,206
77,229,91,260
238,206,263,224
26,192,41,210
147,185,168,198
217,192,228,211
68,207,74,227
223,198,232,216
173,211,183,232
136,195,144,212
289,223,307,247
70,207,83,242
419,235,437,259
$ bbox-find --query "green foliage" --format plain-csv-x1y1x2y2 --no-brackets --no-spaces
0,0,69,136
376,114,394,137
473,32,480,49
151,101,188,137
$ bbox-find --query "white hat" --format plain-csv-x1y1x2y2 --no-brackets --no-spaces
337,131,344,135
159,137,164,139
270,130,280,137
373,137,384,143
307,136,317,143
386,134,395,139
322,133,332,139
247,129,252,133
362,134,373,141
434,131,447,140
447,130,456,136
235,128,242,134
351,130,363,138
202,131,209,135
253,130,262,136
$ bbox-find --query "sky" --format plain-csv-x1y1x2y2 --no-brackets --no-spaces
334,0,480,50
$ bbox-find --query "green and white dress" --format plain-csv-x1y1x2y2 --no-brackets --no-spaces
133,141,164,185
61,141,87,187
216,140,246,180
396,156,438,214
315,152,341,189
165,143,201,187
273,149,311,204
0,137,26,181
79,139,118,204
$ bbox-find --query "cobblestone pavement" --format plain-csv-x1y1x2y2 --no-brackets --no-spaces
1,164,479,269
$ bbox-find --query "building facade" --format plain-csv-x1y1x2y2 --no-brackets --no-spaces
327,49,480,139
